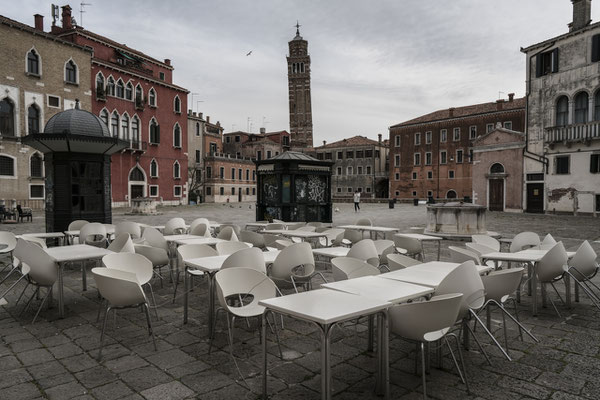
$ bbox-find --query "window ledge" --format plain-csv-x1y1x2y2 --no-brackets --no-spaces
25,72,41,78
173,146,182,149
149,105,157,109
65,81,79,86
174,111,182,115
149,142,159,146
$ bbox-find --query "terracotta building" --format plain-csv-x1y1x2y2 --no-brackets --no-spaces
313,135,389,199
223,129,290,160
472,124,525,212
287,24,313,149
0,13,92,207
388,95,525,201
50,5,189,206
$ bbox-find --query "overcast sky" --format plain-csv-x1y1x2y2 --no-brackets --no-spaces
6,1,585,143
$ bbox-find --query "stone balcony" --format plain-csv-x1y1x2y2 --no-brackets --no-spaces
545,121,600,144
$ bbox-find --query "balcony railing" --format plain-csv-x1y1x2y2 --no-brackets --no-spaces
545,122,600,143
123,140,147,153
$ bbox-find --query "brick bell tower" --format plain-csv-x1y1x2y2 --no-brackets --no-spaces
287,22,313,149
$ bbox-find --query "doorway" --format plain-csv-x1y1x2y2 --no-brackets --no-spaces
526,183,544,213
238,188,242,202
488,179,504,211
131,185,144,200
128,165,147,203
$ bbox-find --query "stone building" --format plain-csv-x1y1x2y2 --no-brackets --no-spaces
0,13,92,207
287,24,313,149
388,95,525,201
223,129,290,160
50,5,189,207
202,154,256,203
521,0,600,214
472,124,525,212
313,135,389,200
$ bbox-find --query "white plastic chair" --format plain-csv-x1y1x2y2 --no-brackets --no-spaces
216,241,250,256
190,223,211,237
448,246,481,265
465,243,499,267
189,218,210,234
509,232,540,253
0,238,31,307
67,220,89,244
219,223,241,237
217,226,239,241
471,235,500,252
386,253,421,271
163,217,187,235
265,223,285,230
331,257,379,281
347,239,380,267
173,244,218,300
221,247,266,274
356,218,372,226
373,239,395,269
286,222,306,230
141,227,170,252
107,233,135,253
240,230,267,250
563,240,600,309
536,242,569,317
92,267,156,360
269,242,325,292
0,232,17,264
134,244,172,290
318,228,345,247
394,235,424,260
273,239,293,250
79,223,108,248
22,236,48,249
389,293,468,399
115,221,142,240
539,233,557,250
339,229,363,247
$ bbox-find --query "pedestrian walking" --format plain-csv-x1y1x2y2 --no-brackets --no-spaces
353,190,361,212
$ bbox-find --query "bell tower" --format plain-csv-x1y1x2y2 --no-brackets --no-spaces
287,22,313,149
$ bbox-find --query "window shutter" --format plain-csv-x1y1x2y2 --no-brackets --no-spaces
156,125,160,143
593,35,600,62
535,54,543,77
551,48,559,73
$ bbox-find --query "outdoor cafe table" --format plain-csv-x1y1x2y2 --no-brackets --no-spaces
394,233,443,260
20,232,66,246
261,229,331,246
182,250,281,333
259,289,390,400
337,225,399,240
45,244,113,318
64,224,116,244
312,246,350,259
171,237,226,247
380,261,492,289
481,249,576,316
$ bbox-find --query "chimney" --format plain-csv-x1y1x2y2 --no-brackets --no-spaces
323,140,326,146
164,59,171,65
496,99,504,110
378,133,382,143
260,127,266,134
198,112,203,119
508,93,515,102
34,14,44,31
61,5,72,30
206,116,210,123
448,107,455,117
216,121,221,127
570,0,592,31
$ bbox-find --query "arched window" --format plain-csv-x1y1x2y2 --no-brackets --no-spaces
574,92,589,124
135,85,143,104
30,153,43,178
556,96,568,126
174,96,181,113
65,60,77,83
446,190,457,199
0,155,15,177
121,114,129,140
131,116,140,143
490,163,505,174
173,161,180,178
116,79,125,98
107,77,115,96
125,82,133,101
129,167,145,181
110,111,119,137
27,49,40,75
595,91,600,121
149,88,156,107
28,104,40,134
150,159,158,178
0,98,15,137
96,73,104,89
149,118,159,144
99,109,109,128
173,124,181,148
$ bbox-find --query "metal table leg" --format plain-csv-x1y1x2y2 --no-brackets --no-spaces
262,313,268,399
564,274,571,308
367,315,374,352
57,262,64,318
531,262,538,316
320,323,333,400
207,272,215,335
437,241,441,261
375,311,390,399
183,266,189,324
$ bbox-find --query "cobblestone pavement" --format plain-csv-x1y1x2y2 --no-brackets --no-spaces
0,203,599,399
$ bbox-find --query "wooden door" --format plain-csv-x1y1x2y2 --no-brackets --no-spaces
526,183,544,213
489,179,504,211
131,185,144,200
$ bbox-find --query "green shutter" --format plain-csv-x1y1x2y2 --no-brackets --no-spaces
593,35,600,62
535,53,543,77
551,48,559,73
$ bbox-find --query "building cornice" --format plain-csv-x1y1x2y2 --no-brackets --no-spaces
390,108,525,130
92,59,188,93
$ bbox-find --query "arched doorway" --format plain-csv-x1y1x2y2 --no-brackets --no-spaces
446,190,457,199
488,163,505,211
129,165,146,202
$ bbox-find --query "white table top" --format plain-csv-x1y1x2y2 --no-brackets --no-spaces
481,249,575,263
380,261,492,288
45,244,113,263
65,226,115,236
338,225,399,232
174,237,226,246
163,234,197,242
312,247,350,258
21,232,65,239
186,250,280,273
259,289,390,325
394,233,443,241
262,230,327,239
322,276,434,303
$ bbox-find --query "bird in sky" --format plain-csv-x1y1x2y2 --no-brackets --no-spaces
246,50,252,56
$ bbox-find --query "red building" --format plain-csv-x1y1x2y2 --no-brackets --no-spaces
50,5,188,205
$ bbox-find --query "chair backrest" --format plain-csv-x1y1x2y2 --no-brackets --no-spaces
190,223,211,237
436,260,485,318
0,232,17,253
141,226,169,251
216,241,250,256
536,242,568,283
240,230,266,249
219,223,241,237
510,232,540,253
347,239,380,267
386,253,421,271
177,244,218,267
262,234,280,247
115,221,141,239
471,235,500,252
222,247,266,273
373,240,395,256
296,226,316,232
540,233,557,250
286,222,306,230
164,217,187,235
393,235,422,256
215,268,277,313
79,223,107,247
342,229,363,245
22,236,47,249
134,244,170,268
465,242,495,258
107,233,135,253
270,242,315,282
480,268,524,303
323,229,345,246
217,226,239,241
273,239,293,250
92,267,146,307
331,257,380,281
389,293,464,342
19,239,57,286
13,238,30,266
568,240,598,280
189,218,210,234
102,252,153,284
356,218,372,226
68,220,89,231
448,246,481,265
265,223,285,230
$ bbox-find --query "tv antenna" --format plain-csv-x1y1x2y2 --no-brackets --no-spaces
51,4,59,26
80,2,92,27
498,91,505,100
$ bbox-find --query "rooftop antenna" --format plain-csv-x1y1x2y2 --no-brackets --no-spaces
498,91,505,100
51,4,59,26
247,117,251,132
80,2,92,27
262,116,270,129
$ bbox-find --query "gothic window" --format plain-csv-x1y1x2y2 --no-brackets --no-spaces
116,79,125,98
132,116,140,143
0,99,15,137
111,111,119,137
125,82,133,100
99,109,109,128
135,84,143,105
107,77,115,96
129,167,144,181
65,60,77,83
173,161,181,179
27,49,40,75
174,96,181,113
96,73,105,97
595,91,600,121
30,153,43,177
150,159,158,177
150,119,160,144
173,124,181,148
574,92,588,124
28,104,40,134
121,114,130,140
490,163,504,174
149,88,156,106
